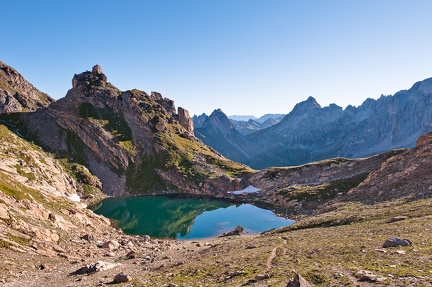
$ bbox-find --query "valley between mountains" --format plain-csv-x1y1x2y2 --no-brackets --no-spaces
0,61,431,286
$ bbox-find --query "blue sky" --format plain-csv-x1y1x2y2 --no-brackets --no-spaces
2,1,432,117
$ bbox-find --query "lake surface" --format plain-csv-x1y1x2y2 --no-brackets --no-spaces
91,196,294,240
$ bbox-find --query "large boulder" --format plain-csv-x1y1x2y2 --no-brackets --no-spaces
219,225,244,237
382,238,412,248
286,273,311,287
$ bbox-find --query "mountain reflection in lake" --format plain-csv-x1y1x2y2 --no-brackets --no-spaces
91,196,294,239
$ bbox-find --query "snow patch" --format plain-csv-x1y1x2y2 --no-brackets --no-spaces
68,194,81,202
230,185,261,195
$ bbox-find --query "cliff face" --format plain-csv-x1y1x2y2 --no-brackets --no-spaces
0,123,113,257
193,79,432,169
0,61,54,113
5,65,251,196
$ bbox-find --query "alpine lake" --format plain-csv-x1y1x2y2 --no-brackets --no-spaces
90,195,294,240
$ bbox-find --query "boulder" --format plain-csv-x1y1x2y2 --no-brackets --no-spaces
141,235,151,242
81,234,95,242
286,273,311,287
113,272,132,283
255,274,270,281
382,238,412,248
71,261,121,275
101,240,120,251
219,225,244,237
356,270,387,283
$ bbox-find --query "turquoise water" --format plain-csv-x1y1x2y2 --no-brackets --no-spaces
91,196,294,240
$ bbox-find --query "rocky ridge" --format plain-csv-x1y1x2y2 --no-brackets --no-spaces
3,64,251,196
245,149,405,215
0,61,54,113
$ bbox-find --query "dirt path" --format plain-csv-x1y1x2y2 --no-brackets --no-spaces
265,236,287,273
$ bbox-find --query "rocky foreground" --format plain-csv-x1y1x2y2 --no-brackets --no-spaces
1,121,431,286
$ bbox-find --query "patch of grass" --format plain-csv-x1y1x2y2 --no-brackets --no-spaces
0,238,12,249
119,140,136,156
6,233,30,246
15,164,36,181
277,173,369,203
158,125,252,182
0,169,73,212
0,173,30,200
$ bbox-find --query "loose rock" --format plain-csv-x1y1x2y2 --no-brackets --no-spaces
255,274,270,281
113,272,132,283
356,270,387,283
71,261,121,275
101,240,120,251
382,238,412,248
286,273,311,287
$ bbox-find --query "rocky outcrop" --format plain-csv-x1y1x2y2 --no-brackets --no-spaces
246,149,403,214
4,65,251,196
0,61,54,113
416,131,432,146
178,107,194,136
322,132,432,205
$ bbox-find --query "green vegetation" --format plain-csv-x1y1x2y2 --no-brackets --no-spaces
159,124,251,182
6,233,30,246
15,164,36,181
0,173,31,201
79,102,136,156
0,238,12,249
277,173,369,202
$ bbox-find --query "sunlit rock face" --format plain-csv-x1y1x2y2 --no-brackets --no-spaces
0,61,54,114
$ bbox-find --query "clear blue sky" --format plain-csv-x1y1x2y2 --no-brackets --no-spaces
2,0,432,117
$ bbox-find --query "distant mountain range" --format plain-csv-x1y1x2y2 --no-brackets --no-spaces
193,78,432,169
194,113,285,136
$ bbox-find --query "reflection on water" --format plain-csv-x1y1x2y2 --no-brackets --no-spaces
91,196,294,239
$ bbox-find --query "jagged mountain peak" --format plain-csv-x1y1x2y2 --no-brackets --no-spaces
210,108,225,116
291,96,321,113
71,64,111,92
206,108,233,128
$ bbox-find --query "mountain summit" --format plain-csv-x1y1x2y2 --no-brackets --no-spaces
3,65,250,195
